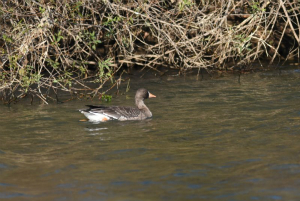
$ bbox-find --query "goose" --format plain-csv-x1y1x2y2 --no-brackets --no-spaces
79,88,156,122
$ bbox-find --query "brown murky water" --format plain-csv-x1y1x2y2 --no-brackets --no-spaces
1,67,300,200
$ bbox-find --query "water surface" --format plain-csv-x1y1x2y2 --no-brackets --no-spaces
1,68,300,200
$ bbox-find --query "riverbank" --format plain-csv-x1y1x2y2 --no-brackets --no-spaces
1,1,300,104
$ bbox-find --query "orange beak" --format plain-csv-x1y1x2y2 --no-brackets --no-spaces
149,92,156,98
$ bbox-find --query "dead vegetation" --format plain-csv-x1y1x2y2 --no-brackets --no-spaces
0,0,300,104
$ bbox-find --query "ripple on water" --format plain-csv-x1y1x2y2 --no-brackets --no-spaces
1,69,300,200
0,163,8,169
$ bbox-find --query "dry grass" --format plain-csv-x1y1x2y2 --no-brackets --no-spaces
0,0,299,104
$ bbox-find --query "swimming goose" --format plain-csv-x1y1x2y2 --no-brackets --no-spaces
79,88,156,122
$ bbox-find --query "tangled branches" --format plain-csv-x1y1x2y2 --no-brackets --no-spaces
108,0,300,70
0,0,300,104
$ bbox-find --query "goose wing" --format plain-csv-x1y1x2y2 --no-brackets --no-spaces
85,105,141,120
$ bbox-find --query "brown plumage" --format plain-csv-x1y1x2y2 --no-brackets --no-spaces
79,88,156,122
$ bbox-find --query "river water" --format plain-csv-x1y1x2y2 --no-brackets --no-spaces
1,67,300,200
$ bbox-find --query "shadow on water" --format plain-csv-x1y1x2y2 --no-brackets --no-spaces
1,67,300,200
